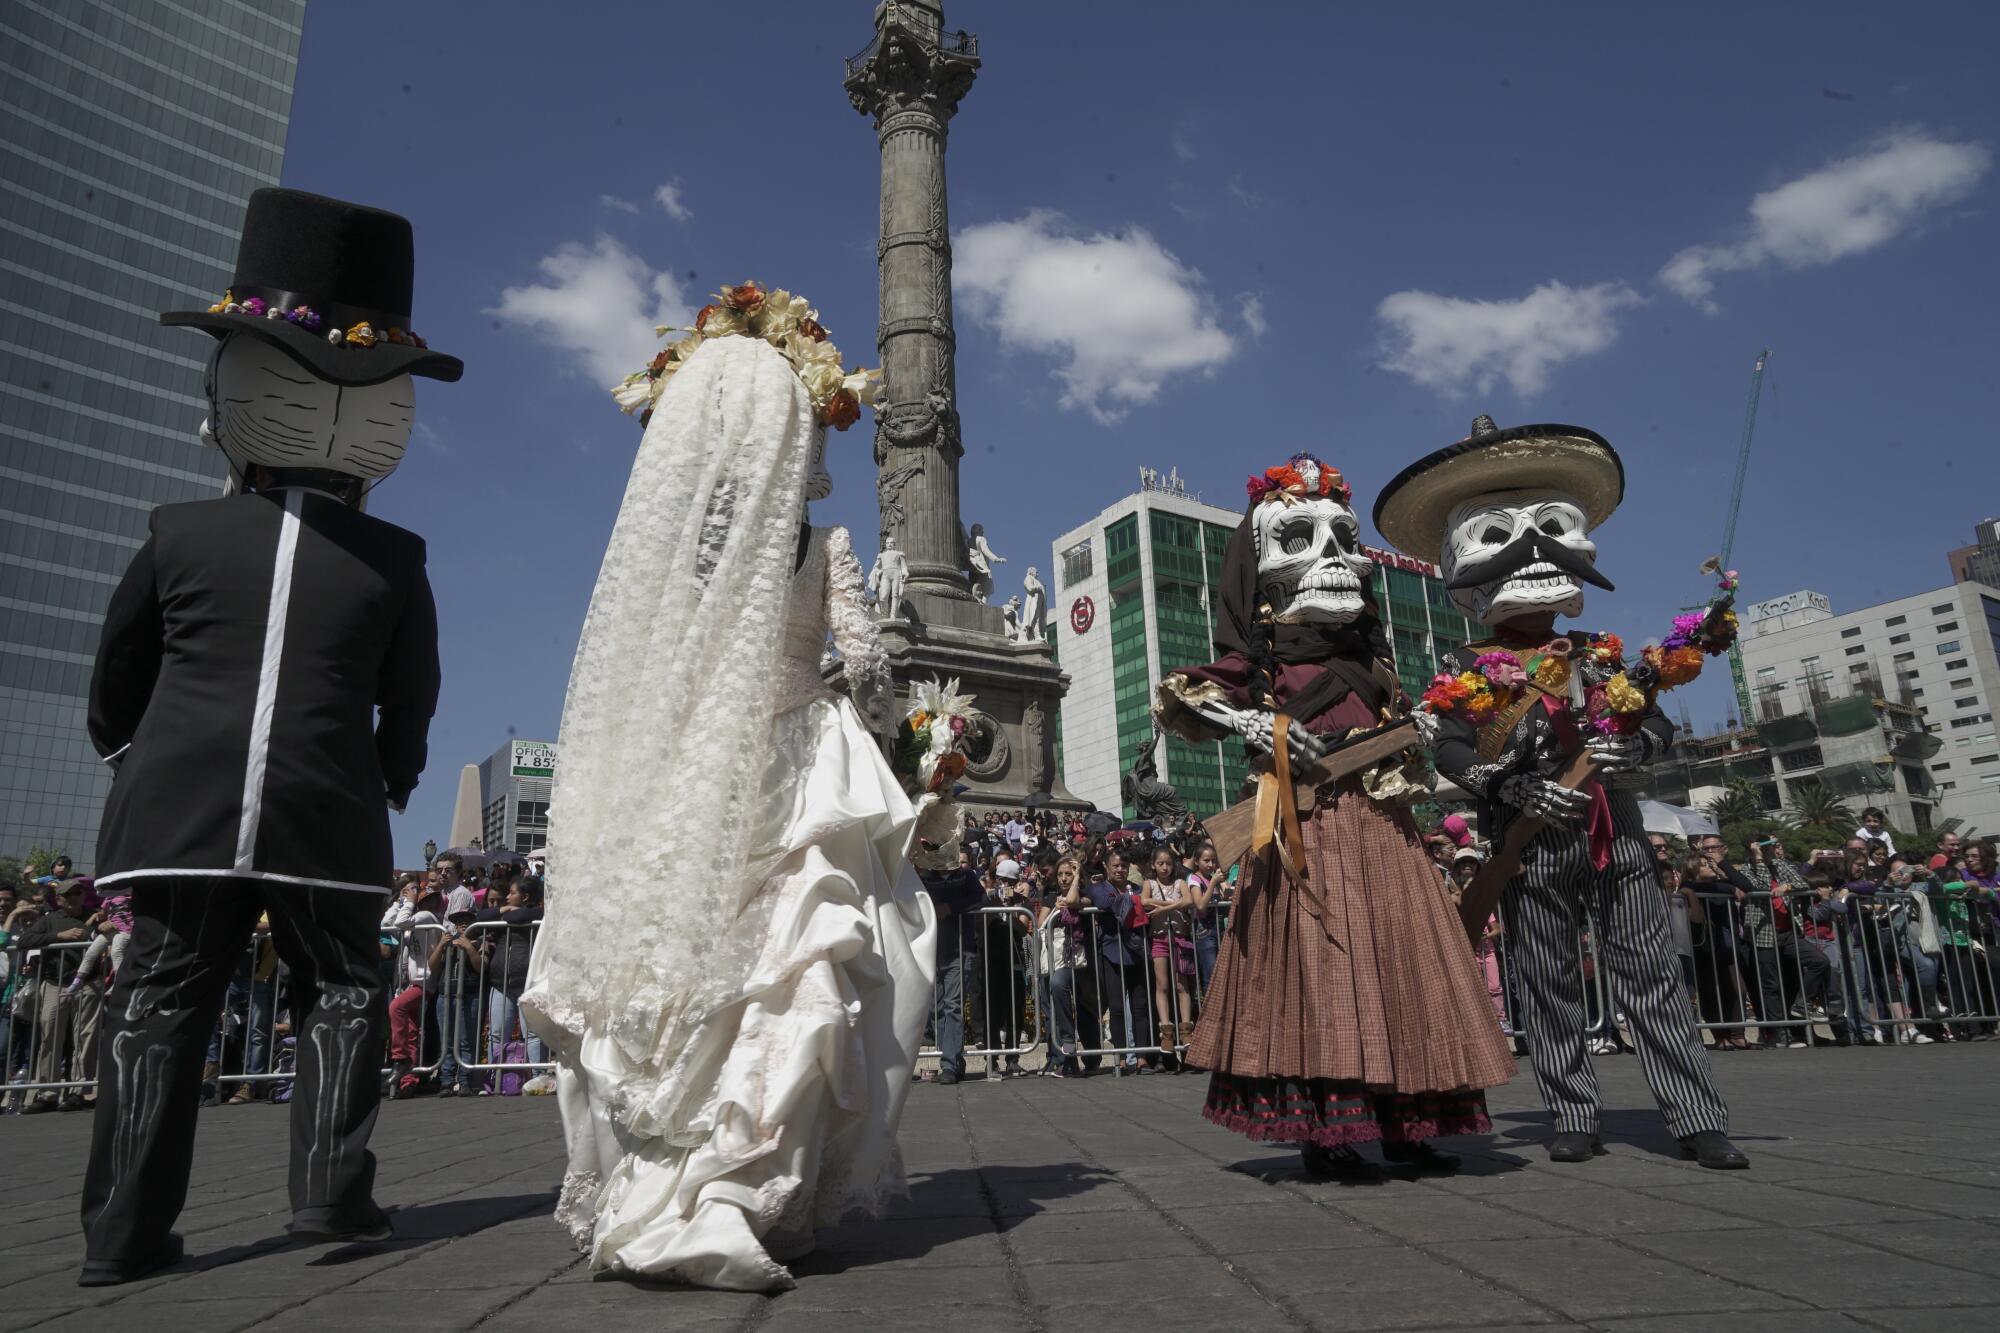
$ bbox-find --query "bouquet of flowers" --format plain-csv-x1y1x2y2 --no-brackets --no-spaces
891,677,976,798
891,678,978,870
1422,566,1740,735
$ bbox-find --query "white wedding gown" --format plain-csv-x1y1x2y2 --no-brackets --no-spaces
544,525,937,1291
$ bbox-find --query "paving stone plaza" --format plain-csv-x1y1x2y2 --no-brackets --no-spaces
5,1048,1998,1331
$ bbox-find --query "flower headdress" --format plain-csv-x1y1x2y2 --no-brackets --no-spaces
1245,453,1352,506
613,280,881,429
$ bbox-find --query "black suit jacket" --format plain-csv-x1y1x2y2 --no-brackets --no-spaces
89,488,439,892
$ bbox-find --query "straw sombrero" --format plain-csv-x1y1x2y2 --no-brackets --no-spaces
1372,415,1624,565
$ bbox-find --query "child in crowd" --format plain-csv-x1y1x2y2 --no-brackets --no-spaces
1141,845,1199,1058
67,891,133,994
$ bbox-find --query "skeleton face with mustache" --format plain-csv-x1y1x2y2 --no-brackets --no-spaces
204,334,415,494
1441,490,1611,625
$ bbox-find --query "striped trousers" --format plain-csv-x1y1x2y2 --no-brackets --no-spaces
1499,791,1728,1140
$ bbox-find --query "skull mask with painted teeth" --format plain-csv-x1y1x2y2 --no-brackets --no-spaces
1254,494,1375,626
1441,491,1608,623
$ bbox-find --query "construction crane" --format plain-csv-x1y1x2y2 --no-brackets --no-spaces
1718,349,1771,727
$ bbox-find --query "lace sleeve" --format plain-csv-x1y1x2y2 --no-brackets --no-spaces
825,526,895,733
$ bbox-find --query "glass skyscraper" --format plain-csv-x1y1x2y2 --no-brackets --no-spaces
0,0,306,869
1049,478,1474,819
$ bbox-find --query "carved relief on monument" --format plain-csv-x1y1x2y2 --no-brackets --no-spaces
875,453,925,545
960,710,1011,781
1023,695,1048,791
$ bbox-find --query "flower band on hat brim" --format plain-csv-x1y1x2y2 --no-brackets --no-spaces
202,288,427,350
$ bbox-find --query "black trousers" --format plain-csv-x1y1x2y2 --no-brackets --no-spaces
1735,928,1831,1035
81,877,388,1262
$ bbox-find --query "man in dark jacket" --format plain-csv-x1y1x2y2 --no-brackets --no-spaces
77,190,460,1286
919,863,984,1084
15,881,106,1114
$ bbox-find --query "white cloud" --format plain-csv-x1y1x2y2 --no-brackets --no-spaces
1226,175,1272,209
598,193,639,215
1375,280,1643,398
953,210,1236,423
1171,131,1197,163
490,235,692,386
1660,129,1988,311
1239,293,1267,338
653,179,694,222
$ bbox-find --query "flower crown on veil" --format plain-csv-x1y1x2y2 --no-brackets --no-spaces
613,280,882,430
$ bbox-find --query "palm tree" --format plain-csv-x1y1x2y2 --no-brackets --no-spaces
1705,778,1763,825
1786,782,1855,832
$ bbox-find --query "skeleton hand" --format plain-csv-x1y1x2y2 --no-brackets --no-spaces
1188,699,1328,763
1499,773,1592,823
1409,709,1441,746
1585,732,1649,777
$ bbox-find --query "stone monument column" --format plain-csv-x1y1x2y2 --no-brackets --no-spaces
844,0,979,617
838,2,1085,814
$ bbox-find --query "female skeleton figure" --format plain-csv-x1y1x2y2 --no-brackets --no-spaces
523,317,937,1291
1155,455,1513,1177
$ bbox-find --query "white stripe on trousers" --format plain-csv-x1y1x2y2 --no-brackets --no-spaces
1500,789,1728,1139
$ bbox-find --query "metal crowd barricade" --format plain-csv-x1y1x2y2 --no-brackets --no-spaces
455,918,555,1087
1672,888,1823,1047
1473,902,1611,1045
2,939,98,1106
1835,886,2000,1041
1662,886,2000,1048
919,904,1041,1078
1039,899,1224,1076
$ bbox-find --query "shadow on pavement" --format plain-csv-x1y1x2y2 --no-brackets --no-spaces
1229,1135,1532,1187
787,1163,1114,1274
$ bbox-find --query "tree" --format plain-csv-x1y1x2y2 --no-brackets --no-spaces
1786,783,1855,831
9,842,65,883
1705,779,1763,825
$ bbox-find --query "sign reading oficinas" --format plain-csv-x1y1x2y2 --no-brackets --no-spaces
510,739,557,778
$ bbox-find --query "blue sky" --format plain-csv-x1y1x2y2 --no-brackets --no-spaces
280,2,2000,864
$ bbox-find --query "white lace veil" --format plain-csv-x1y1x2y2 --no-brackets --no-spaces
524,335,812,1125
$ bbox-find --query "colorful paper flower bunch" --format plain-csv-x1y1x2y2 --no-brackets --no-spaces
890,677,977,799
1422,569,1741,737
1245,453,1351,506
206,289,429,350
614,280,880,430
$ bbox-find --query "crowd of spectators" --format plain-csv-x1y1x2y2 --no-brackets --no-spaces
8,801,1999,1110
916,808,1229,1085
1,849,551,1112
1641,810,2000,1050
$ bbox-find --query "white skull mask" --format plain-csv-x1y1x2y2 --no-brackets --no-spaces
1440,491,1605,624
205,333,415,483
1253,495,1375,625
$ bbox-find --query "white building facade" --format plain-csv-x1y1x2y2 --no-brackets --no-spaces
1737,582,2000,837
474,739,556,856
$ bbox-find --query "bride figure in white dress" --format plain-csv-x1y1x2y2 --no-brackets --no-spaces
522,286,937,1292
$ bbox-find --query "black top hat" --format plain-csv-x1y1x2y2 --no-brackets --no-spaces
161,188,462,386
